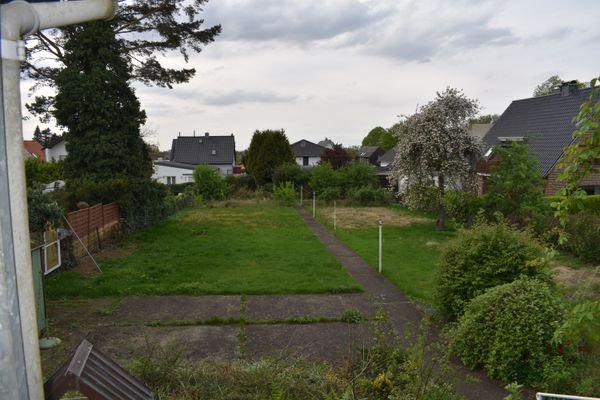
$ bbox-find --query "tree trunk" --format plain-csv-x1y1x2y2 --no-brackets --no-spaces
436,174,446,231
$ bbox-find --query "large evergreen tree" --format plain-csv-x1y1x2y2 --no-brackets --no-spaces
25,0,221,123
245,130,294,185
54,22,151,180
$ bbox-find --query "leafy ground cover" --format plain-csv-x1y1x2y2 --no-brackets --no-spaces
47,205,361,298
315,206,455,303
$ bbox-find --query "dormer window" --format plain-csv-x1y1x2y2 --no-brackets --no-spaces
211,149,217,156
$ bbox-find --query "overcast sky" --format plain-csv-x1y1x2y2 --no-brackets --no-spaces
22,0,600,151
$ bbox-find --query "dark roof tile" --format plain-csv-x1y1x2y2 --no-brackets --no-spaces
291,139,327,157
170,135,235,165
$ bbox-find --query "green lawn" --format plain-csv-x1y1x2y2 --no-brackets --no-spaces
47,206,361,298
316,207,455,304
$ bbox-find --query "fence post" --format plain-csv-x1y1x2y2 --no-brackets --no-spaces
378,220,383,273
312,192,316,218
334,200,337,231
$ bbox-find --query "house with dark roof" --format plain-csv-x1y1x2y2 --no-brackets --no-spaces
358,146,384,166
291,139,327,168
152,132,236,184
478,82,600,195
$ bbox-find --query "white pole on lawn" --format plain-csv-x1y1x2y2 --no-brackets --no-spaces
333,200,337,231
378,220,383,273
300,185,303,206
312,192,316,217
0,1,117,398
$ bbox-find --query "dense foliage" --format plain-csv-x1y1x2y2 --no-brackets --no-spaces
435,220,548,321
391,87,480,230
54,22,151,180
193,165,226,201
272,182,297,206
245,129,294,185
450,278,564,385
25,158,64,187
361,126,398,151
272,163,310,187
27,186,63,234
26,0,221,125
563,211,600,262
320,144,352,169
484,142,547,224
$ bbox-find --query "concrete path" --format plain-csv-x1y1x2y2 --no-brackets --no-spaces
297,208,510,400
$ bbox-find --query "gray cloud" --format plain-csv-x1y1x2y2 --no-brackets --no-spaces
201,90,297,106
204,0,518,62
203,0,390,42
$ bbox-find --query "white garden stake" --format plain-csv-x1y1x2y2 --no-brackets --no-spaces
300,185,303,206
378,220,383,273
334,200,337,231
312,192,316,217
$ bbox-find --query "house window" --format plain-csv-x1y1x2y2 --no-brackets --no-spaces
303,156,309,166
211,149,217,156
166,176,176,185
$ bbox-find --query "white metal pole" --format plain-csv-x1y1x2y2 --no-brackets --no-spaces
300,185,303,206
312,192,316,218
0,1,117,398
378,220,383,273
334,200,337,231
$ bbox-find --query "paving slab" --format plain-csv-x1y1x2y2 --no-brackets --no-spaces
111,295,241,323
245,322,371,362
88,325,240,364
246,294,376,321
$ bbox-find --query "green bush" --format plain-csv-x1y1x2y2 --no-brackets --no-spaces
167,182,194,195
193,165,227,201
435,219,549,321
339,163,378,194
450,278,564,385
563,211,600,262
25,158,64,186
319,187,342,202
309,163,340,194
272,182,297,206
273,163,310,187
347,187,387,206
547,194,600,215
27,186,63,234
443,190,481,226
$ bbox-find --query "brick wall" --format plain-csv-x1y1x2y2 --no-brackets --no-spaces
545,163,600,195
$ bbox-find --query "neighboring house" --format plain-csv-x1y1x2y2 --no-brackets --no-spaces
358,146,384,166
152,133,236,184
291,139,327,168
375,145,400,189
317,138,335,150
470,123,493,145
44,136,67,161
478,82,600,196
24,140,46,161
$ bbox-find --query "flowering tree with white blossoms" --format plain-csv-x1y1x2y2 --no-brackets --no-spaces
391,88,480,230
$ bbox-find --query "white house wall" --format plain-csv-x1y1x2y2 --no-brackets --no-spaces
152,164,195,184
295,156,321,168
45,141,67,161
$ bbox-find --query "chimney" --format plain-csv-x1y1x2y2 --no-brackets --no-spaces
193,130,196,137
204,132,209,137
560,80,579,97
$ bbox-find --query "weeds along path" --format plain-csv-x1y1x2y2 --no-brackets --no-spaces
296,207,511,400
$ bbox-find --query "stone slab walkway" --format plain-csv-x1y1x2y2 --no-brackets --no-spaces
297,208,509,400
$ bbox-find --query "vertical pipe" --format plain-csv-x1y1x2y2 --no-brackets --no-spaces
333,200,336,231
312,192,316,218
0,46,43,400
378,220,382,274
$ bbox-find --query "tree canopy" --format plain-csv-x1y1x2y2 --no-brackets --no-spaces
54,21,151,180
533,75,563,97
391,88,480,230
361,126,398,151
320,144,352,169
26,0,221,123
245,129,294,185
485,142,546,224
